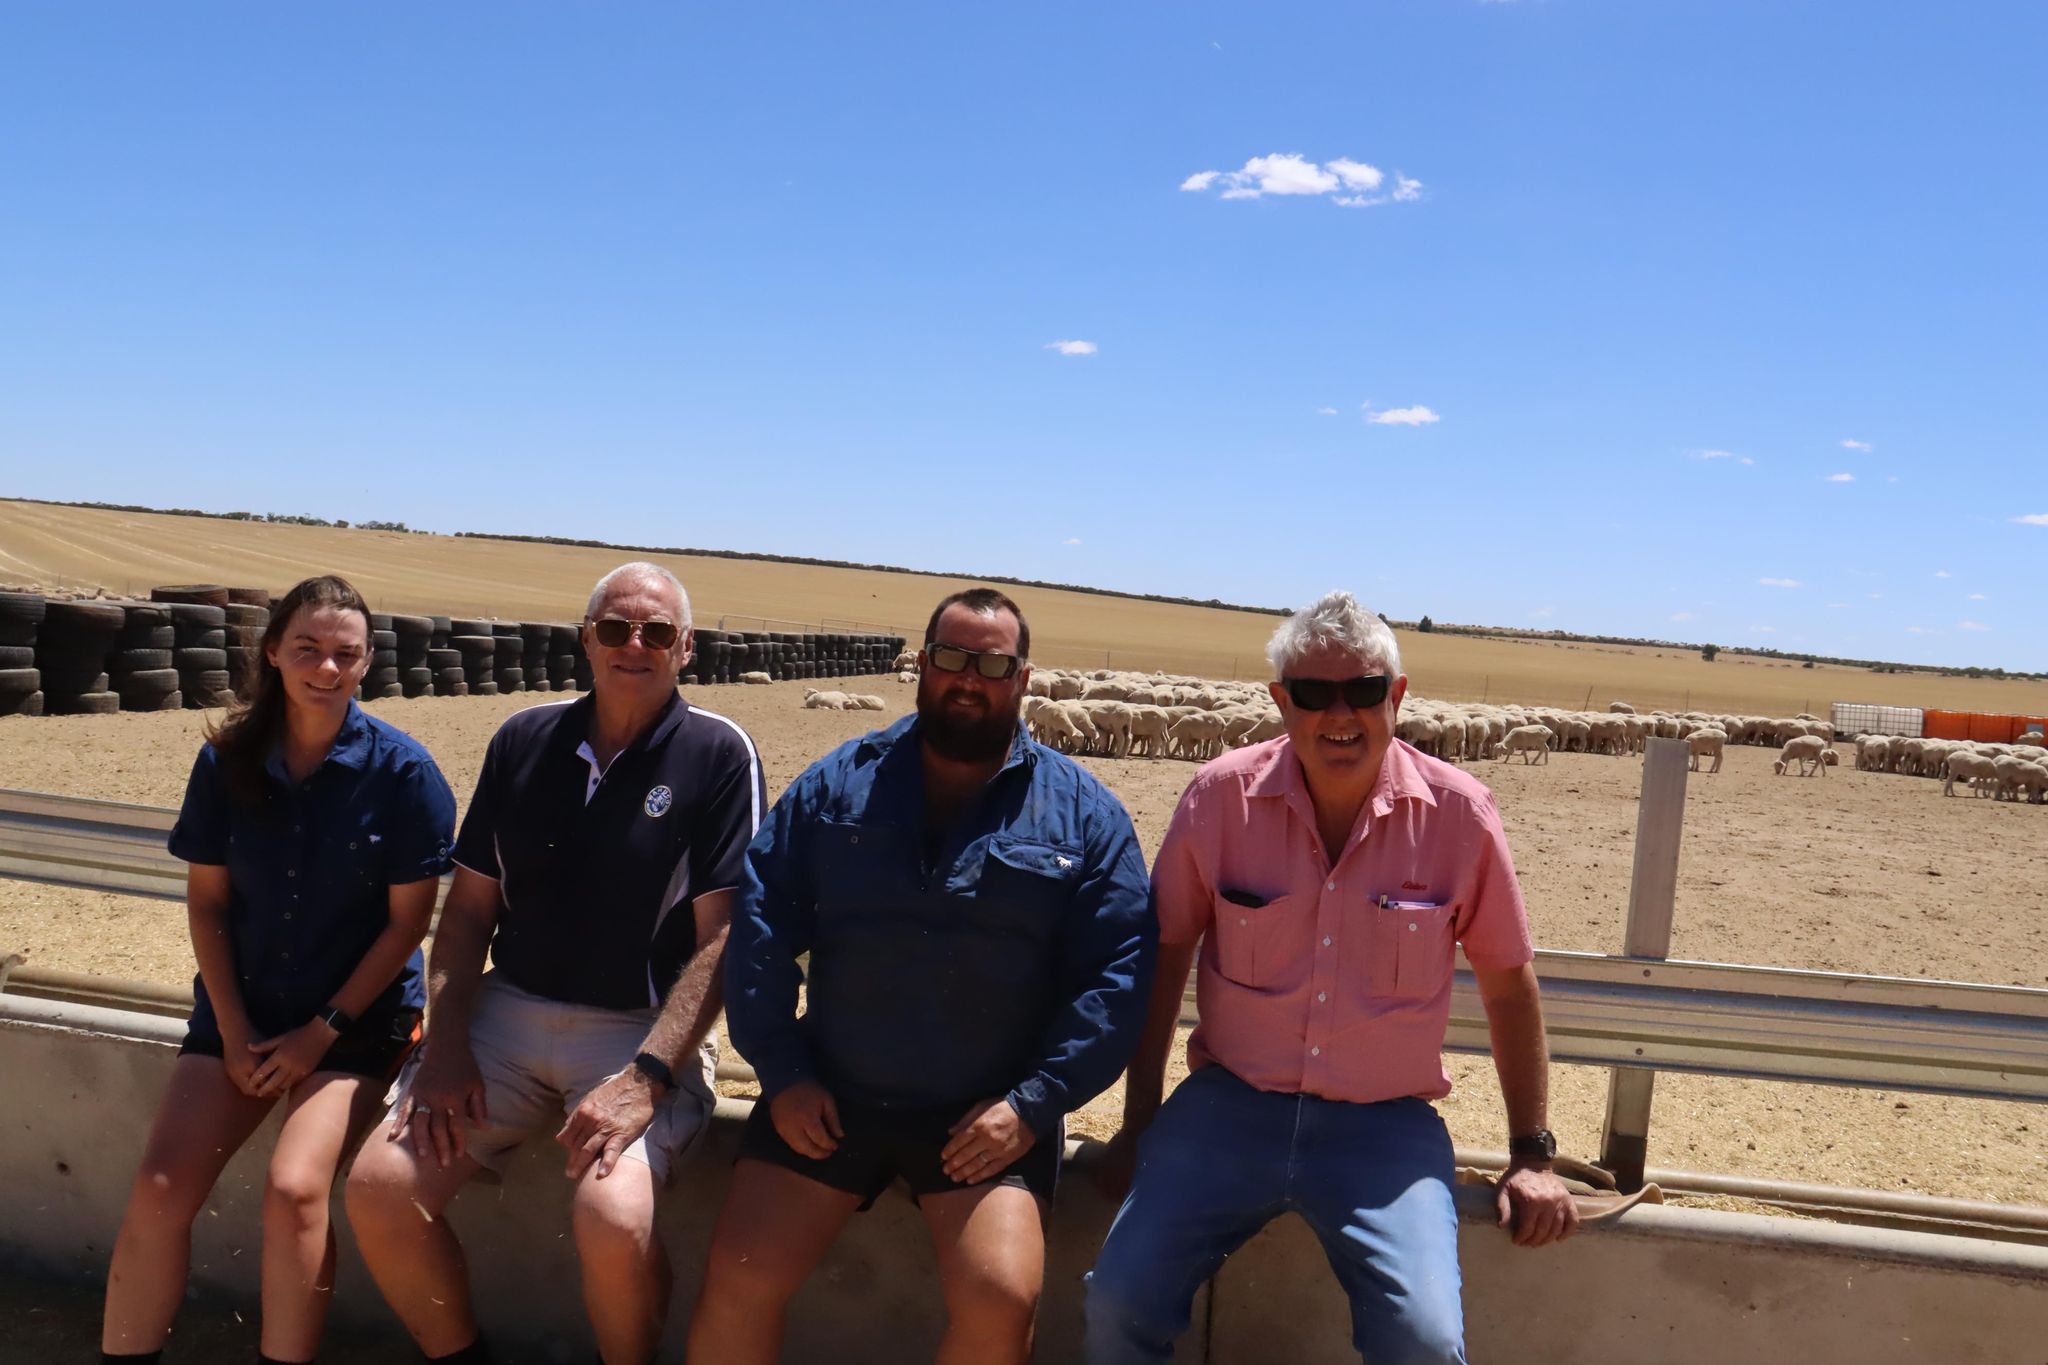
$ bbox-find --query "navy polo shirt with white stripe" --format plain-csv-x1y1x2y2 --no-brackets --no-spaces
452,691,765,1011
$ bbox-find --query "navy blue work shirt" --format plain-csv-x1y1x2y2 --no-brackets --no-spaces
726,713,1157,1139
167,701,456,1039
451,692,765,1011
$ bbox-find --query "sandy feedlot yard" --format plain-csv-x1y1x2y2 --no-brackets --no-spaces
3,681,2044,1208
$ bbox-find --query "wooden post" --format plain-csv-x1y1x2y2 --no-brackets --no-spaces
1598,736,1689,1190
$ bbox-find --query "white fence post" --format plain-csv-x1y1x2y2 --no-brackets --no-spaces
1599,736,1689,1190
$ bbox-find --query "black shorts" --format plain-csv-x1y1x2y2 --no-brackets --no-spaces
739,1095,1061,1209
179,1006,422,1083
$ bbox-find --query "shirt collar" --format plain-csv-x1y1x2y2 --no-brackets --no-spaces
263,699,373,785
859,711,1038,775
1246,734,1437,820
558,688,689,756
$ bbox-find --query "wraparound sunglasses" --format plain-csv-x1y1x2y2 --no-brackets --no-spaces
1282,675,1391,710
926,642,1023,680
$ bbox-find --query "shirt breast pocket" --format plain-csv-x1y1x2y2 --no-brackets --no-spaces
1380,900,1457,999
332,813,386,887
1208,892,1303,992
977,838,1080,944
814,822,900,919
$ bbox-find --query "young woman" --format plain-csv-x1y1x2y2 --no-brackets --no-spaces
101,576,457,1365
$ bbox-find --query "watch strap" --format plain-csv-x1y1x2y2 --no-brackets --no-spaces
1508,1128,1558,1161
316,1004,356,1035
631,1051,676,1093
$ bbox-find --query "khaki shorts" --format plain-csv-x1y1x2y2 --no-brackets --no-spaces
389,972,717,1184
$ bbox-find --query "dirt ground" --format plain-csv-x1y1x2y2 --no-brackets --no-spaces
2,681,2044,1206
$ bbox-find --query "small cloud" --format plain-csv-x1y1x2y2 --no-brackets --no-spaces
1530,607,1554,620
1825,473,1855,483
1967,593,1987,601
1364,404,1440,427
1886,475,1899,483
1933,569,1951,579
1840,439,1873,452
1759,577,1802,588
2013,513,2048,526
1752,625,1778,634
1906,626,1939,635
1693,449,1755,465
1958,620,1991,632
1867,592,1883,600
1062,537,1082,546
1669,611,1696,622
1045,339,1097,356
1181,153,1421,208
1315,406,1339,416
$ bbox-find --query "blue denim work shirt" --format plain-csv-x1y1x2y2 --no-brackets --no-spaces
167,701,456,1039
726,713,1157,1138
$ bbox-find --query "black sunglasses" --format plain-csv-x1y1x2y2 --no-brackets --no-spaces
1283,675,1392,711
588,617,681,650
926,642,1023,680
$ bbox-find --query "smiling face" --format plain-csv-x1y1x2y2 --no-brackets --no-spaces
265,603,371,719
1268,640,1408,796
916,602,1030,763
582,572,692,709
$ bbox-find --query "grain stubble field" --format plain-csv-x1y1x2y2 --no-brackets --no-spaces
3,682,2042,1208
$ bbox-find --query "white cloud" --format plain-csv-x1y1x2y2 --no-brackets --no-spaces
1825,473,1855,483
1968,593,1987,601
1315,406,1339,416
1181,154,1420,208
1933,569,1951,578
1759,577,1802,588
1045,339,1097,356
1840,439,1873,452
1693,449,1755,465
1062,537,1082,546
1364,404,1441,427
1867,592,1883,600
1669,611,1696,622
1752,625,1778,634
1906,626,1940,635
1530,607,1554,620
2013,513,2048,526
1958,620,1991,632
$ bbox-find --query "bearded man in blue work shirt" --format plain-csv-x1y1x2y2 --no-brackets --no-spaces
690,587,1156,1365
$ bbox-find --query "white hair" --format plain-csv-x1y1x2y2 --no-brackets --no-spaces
586,561,692,628
1266,590,1402,678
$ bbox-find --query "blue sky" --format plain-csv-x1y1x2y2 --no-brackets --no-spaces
2,3,2042,670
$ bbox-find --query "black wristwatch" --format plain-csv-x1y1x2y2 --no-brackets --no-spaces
631,1052,675,1094
315,1004,356,1035
1508,1128,1558,1162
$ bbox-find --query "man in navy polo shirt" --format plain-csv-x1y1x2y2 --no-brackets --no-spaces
347,562,764,1365
689,587,1156,1365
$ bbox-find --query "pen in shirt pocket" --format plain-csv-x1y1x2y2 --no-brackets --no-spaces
1377,894,1444,911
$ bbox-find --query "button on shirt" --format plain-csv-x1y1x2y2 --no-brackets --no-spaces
1153,736,1533,1106
451,692,765,1011
166,701,456,1038
727,713,1157,1139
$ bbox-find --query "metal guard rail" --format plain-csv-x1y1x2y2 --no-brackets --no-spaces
7,787,2048,1105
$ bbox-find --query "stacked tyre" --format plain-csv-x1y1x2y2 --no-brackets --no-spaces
391,615,435,698
492,623,524,694
549,624,578,691
428,617,463,697
0,592,46,716
451,619,497,696
519,624,551,693
362,614,403,700
572,625,593,690
37,600,125,715
150,587,234,709
223,592,270,699
109,603,182,712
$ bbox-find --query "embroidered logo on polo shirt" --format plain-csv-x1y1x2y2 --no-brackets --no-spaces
644,785,674,818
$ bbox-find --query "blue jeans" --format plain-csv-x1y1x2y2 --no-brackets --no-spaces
1084,1066,1468,1365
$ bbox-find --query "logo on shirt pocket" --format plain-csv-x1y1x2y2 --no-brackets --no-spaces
644,785,674,818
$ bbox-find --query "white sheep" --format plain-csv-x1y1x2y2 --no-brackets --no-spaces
1686,727,1727,774
740,671,773,685
1992,755,2047,803
802,689,854,710
1166,711,1229,762
849,694,886,711
1942,750,2000,797
1493,725,1553,765
1773,734,1830,777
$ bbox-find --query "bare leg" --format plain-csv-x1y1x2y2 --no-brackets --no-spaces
571,1156,666,1365
343,1126,484,1357
258,1072,386,1363
685,1159,862,1365
102,1055,273,1354
921,1183,1046,1365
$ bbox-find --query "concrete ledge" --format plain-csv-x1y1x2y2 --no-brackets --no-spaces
5,999,2045,1362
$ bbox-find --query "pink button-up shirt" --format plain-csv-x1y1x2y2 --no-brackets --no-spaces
1154,736,1533,1105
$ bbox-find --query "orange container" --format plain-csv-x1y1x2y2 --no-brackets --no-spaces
1967,713,2019,743
1921,709,1971,741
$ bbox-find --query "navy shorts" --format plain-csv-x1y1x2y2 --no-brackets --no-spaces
739,1094,1061,1209
180,1005,422,1083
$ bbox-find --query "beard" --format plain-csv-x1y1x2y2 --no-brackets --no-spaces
916,675,1020,763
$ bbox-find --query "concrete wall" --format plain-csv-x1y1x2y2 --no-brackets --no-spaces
5,996,2046,1364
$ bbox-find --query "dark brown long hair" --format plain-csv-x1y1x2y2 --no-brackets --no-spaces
206,575,371,806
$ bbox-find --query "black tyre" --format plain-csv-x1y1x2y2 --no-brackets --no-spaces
150,585,230,607
371,629,398,650
175,647,229,671
427,648,462,670
163,603,227,629
491,622,520,638
368,613,394,632
113,648,175,672
403,666,433,686
498,667,525,691
390,614,433,639
222,604,268,629
371,649,399,668
0,689,44,716
0,591,48,627
450,635,496,658
48,690,120,715
370,683,404,700
450,618,493,637
41,669,111,695
472,681,499,696
435,679,468,697
0,667,40,698
365,668,400,689
226,587,272,608
188,668,232,692
121,624,176,650
0,646,32,669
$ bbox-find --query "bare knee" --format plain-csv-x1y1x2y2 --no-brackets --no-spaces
344,1144,429,1239
265,1159,335,1234
943,1257,1041,1336
698,1231,806,1316
572,1175,657,1268
122,1165,209,1234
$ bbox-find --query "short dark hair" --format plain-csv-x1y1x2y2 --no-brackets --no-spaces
924,587,1029,659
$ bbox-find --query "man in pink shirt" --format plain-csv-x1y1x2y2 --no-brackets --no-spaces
1084,590,1577,1365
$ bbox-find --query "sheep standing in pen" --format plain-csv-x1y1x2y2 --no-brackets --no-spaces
1686,727,1727,773
1942,750,2000,797
1773,734,1831,776
1493,725,1554,764
1992,755,2048,803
